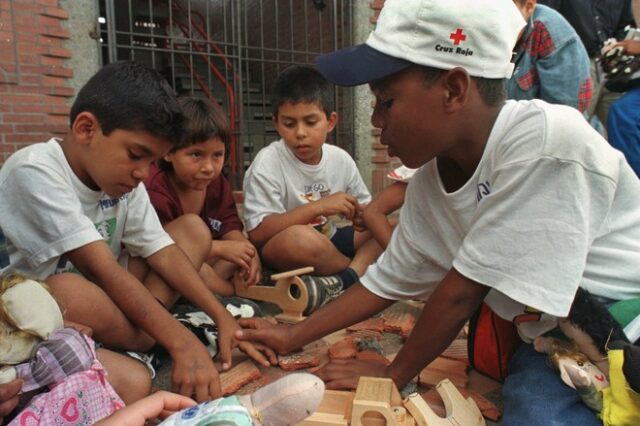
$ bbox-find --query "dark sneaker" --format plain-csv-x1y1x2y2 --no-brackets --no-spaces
126,351,162,378
300,274,344,315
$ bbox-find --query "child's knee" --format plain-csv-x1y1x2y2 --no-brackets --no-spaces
165,214,211,260
276,225,331,256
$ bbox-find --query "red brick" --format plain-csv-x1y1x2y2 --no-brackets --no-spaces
1,94,42,104
36,0,60,6
4,134,47,144
0,104,11,112
46,114,68,125
16,43,45,55
17,54,40,65
0,125,15,134
41,55,65,66
46,86,74,97
44,46,71,58
41,7,68,19
37,15,66,28
41,75,66,87
40,27,70,40
3,114,45,123
43,65,73,78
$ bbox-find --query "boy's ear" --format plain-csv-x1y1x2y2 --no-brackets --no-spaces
442,68,471,113
71,112,100,144
326,111,338,133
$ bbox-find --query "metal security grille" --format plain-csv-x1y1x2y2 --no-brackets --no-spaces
97,0,354,188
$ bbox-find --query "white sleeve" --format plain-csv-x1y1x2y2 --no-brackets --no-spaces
453,157,615,317
242,154,287,231
0,164,102,268
121,185,174,258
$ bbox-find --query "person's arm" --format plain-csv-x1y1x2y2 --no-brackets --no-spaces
361,182,407,249
236,282,395,354
248,192,359,247
316,268,490,390
65,241,222,402
146,244,275,368
537,36,592,112
615,39,640,55
0,379,22,423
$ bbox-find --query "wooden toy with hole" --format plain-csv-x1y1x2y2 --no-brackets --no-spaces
298,376,485,426
234,266,313,323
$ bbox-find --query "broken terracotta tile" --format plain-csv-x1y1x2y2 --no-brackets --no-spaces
382,311,416,338
347,317,385,333
419,357,469,389
355,350,390,365
328,336,357,360
219,360,262,396
277,351,321,371
349,329,383,341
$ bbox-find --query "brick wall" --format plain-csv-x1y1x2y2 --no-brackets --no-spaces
0,0,73,164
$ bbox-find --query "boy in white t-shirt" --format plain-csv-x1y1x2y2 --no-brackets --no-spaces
236,1,640,424
0,62,274,403
243,65,382,313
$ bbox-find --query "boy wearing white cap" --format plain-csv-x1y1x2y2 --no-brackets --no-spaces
237,0,640,424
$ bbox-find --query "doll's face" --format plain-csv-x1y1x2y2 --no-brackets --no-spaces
558,357,609,390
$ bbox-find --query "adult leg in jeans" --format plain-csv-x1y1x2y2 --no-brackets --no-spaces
502,344,601,426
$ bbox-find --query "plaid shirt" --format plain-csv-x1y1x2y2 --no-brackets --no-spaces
14,327,95,392
508,5,593,113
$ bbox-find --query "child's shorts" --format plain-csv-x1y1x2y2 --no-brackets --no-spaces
320,224,355,259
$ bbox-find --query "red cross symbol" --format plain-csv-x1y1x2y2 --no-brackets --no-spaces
449,28,467,45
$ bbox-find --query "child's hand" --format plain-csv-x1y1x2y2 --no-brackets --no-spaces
239,252,262,288
94,391,196,426
170,341,222,402
315,358,390,390
0,378,22,422
316,192,358,219
213,240,257,272
351,204,368,232
235,317,296,355
215,314,277,370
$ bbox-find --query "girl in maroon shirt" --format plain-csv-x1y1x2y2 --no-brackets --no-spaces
145,97,261,296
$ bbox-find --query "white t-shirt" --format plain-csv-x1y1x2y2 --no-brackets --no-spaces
362,100,640,341
243,139,371,231
0,139,174,279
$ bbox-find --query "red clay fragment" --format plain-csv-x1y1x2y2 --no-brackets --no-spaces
220,360,262,396
382,311,416,338
347,317,385,333
328,336,357,360
355,350,390,365
278,351,322,371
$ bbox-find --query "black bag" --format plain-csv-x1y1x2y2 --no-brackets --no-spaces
600,45,640,92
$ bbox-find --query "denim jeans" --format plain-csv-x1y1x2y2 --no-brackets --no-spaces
502,344,602,426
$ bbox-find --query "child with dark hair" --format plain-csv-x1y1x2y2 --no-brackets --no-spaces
242,64,383,313
145,96,261,296
236,1,640,425
0,61,275,405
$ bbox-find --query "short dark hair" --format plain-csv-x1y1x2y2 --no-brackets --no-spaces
271,65,335,119
159,96,231,171
420,66,507,107
70,61,183,145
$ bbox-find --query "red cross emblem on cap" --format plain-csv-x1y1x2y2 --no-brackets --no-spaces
450,28,467,46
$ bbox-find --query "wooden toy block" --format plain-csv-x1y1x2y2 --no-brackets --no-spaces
403,379,485,426
351,377,415,426
298,389,355,425
234,266,314,323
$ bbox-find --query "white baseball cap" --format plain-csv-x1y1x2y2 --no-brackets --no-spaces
316,0,526,86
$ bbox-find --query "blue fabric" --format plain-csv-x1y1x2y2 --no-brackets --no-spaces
508,5,592,112
607,89,640,177
502,344,602,426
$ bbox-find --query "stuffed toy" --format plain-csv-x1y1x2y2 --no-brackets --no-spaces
159,372,325,426
0,274,124,425
534,288,640,426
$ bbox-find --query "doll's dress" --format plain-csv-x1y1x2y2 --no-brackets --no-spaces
8,328,124,426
